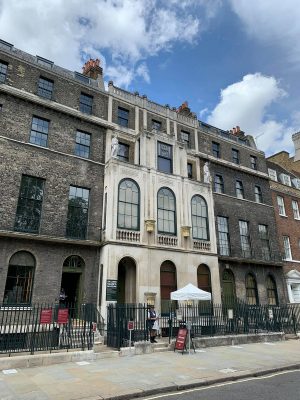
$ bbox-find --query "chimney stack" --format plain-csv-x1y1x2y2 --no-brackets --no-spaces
82,59,103,80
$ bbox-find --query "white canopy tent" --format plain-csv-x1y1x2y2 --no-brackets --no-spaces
170,283,212,301
170,283,211,354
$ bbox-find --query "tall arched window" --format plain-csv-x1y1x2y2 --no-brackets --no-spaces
266,275,278,305
3,251,35,305
246,273,259,305
160,261,177,314
197,264,211,293
157,188,176,235
118,179,140,230
222,269,236,305
191,195,209,240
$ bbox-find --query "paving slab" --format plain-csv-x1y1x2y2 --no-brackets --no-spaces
0,340,299,400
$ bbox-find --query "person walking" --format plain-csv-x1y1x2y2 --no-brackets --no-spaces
148,305,158,343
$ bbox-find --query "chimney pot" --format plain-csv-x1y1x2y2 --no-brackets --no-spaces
82,58,103,80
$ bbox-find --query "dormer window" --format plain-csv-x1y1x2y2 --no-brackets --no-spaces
279,173,291,186
268,168,277,181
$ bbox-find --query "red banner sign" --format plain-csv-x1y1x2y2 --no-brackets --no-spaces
40,309,53,324
174,328,188,351
127,321,134,331
57,308,69,324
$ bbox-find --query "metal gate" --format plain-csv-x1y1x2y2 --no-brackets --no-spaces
107,304,149,349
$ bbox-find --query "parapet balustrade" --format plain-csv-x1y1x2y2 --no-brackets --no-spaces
116,229,140,242
157,235,178,247
193,240,211,251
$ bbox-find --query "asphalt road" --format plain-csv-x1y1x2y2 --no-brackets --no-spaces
142,370,300,400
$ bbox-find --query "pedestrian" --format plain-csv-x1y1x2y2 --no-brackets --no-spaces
59,288,67,306
148,305,158,343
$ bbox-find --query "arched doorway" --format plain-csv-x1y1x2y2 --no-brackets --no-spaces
3,251,35,305
117,257,136,304
222,269,235,305
160,260,177,315
61,255,84,306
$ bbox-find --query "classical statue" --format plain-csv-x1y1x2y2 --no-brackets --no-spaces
111,136,119,158
203,162,211,184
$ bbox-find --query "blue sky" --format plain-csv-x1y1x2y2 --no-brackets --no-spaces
0,0,299,156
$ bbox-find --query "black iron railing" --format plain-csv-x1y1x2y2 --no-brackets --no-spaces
164,302,300,340
105,302,300,349
0,303,99,355
107,303,148,349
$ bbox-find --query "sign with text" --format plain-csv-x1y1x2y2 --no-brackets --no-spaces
40,308,53,324
174,328,188,351
106,279,118,301
57,308,69,324
127,321,134,331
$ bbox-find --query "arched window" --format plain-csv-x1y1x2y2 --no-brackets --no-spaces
266,275,278,305
157,188,176,235
246,273,259,305
191,195,209,240
160,261,177,314
118,179,140,230
222,269,236,305
63,255,85,270
197,264,211,293
3,251,35,305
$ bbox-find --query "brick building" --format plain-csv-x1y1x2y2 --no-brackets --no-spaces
0,40,287,319
267,138,300,302
0,39,111,306
202,126,286,305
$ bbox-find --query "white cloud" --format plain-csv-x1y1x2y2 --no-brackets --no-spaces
207,73,297,155
0,0,214,87
229,0,300,65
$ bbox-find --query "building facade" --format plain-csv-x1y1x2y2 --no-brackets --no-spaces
267,146,300,303
0,40,110,306
0,40,287,321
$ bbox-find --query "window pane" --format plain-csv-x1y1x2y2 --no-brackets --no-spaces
191,196,209,240
117,179,140,230
14,176,45,233
29,116,49,147
158,142,172,174
79,93,93,114
157,188,176,234
38,77,54,99
66,186,90,239
0,61,8,83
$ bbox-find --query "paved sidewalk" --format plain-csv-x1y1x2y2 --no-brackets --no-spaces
0,340,300,400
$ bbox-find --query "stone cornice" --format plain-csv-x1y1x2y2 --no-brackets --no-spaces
0,135,105,167
213,192,275,209
269,181,300,198
0,84,114,130
0,230,101,247
196,151,269,179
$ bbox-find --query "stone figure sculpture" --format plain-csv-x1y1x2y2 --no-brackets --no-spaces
203,162,211,184
111,136,119,158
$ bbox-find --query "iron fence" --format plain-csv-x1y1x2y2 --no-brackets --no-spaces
0,303,98,355
164,302,300,340
107,303,149,349
106,302,300,349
